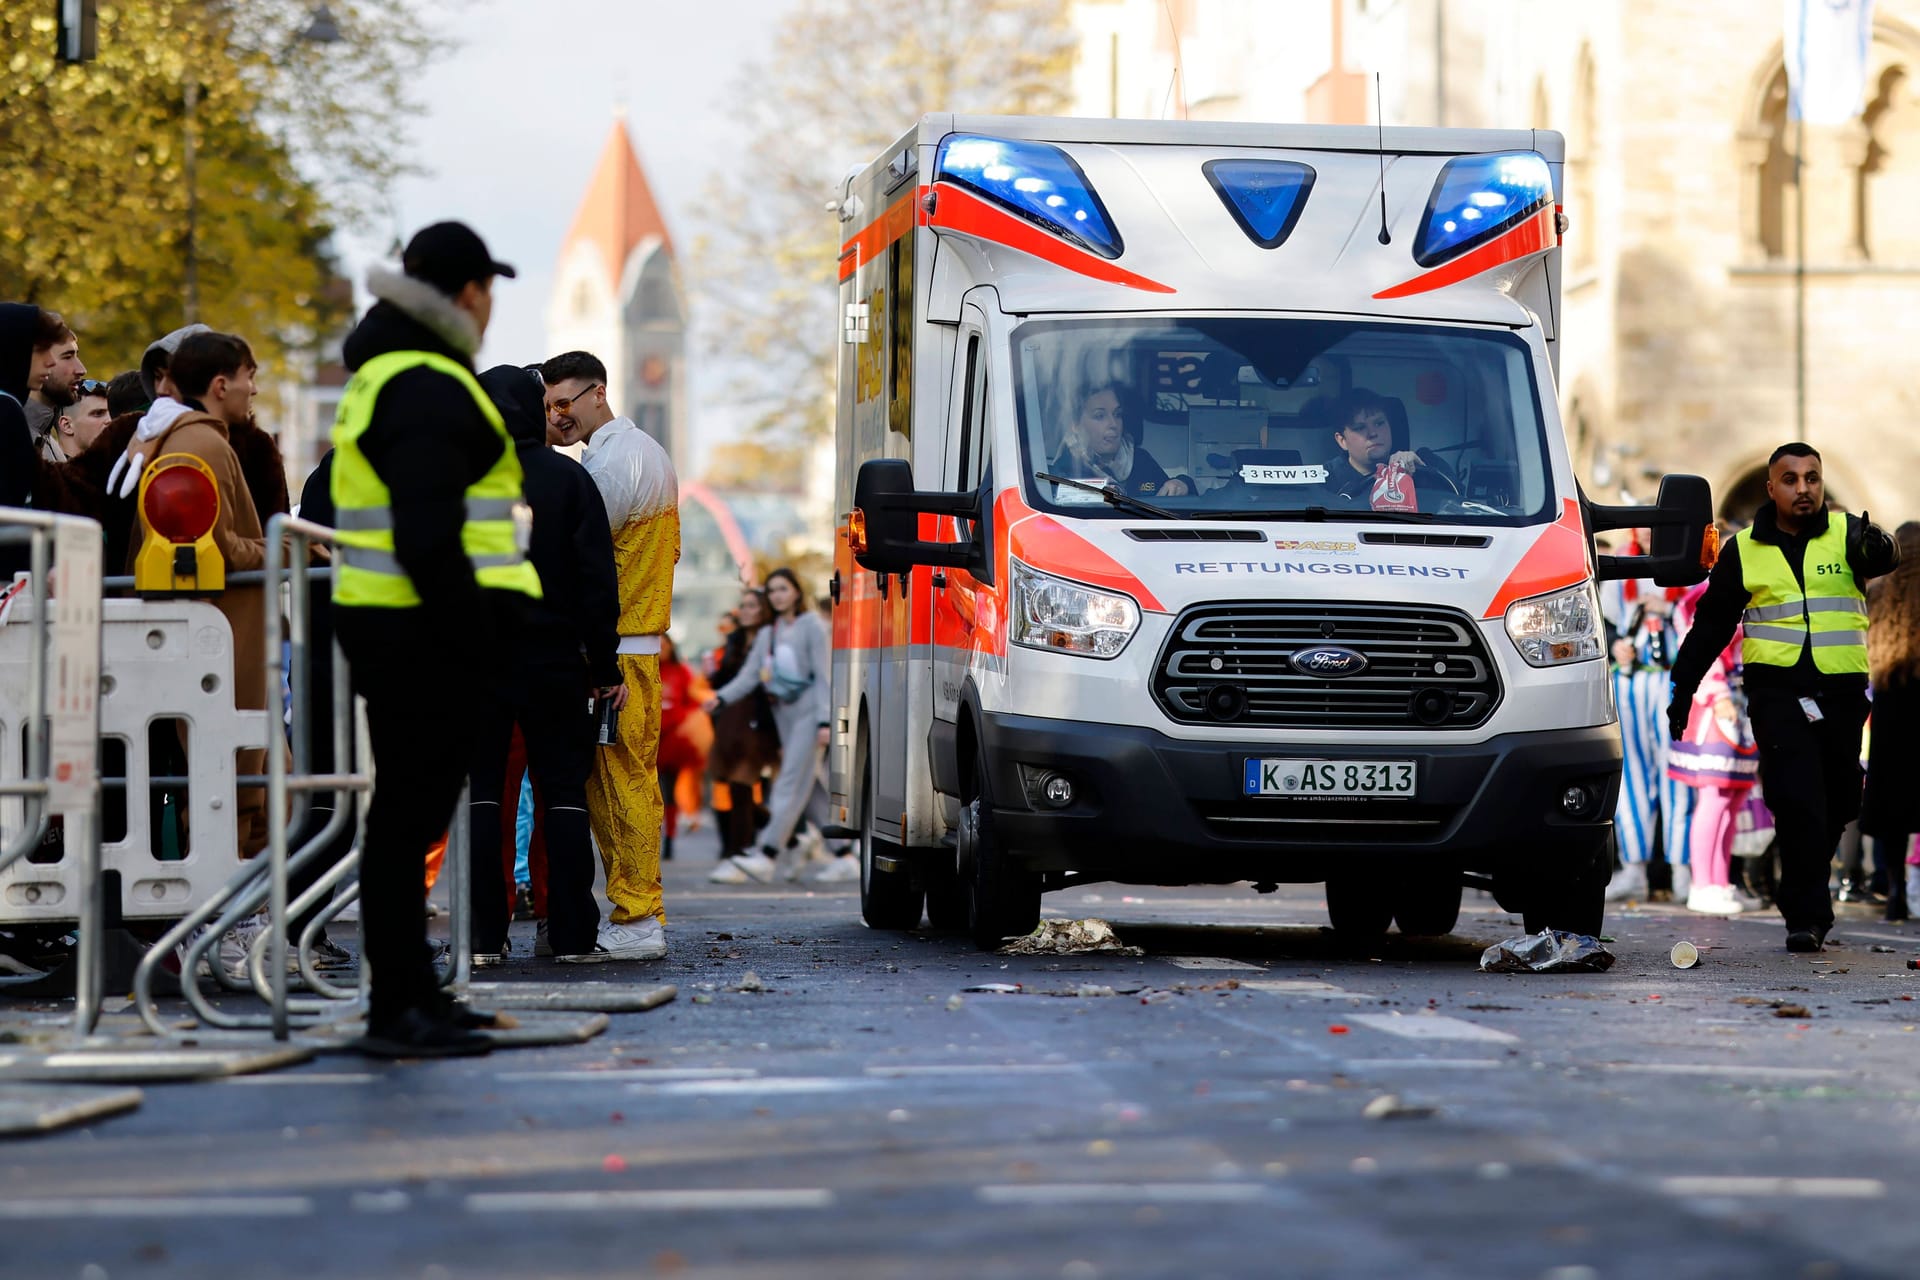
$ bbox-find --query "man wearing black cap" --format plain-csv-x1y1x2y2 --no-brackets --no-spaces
329,221,540,1056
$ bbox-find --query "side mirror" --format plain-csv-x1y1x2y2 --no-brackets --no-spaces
851,459,990,581
1588,473,1716,588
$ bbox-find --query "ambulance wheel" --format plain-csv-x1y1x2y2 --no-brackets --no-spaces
1518,847,1608,937
1325,872,1392,938
924,867,971,932
1390,865,1463,936
860,750,923,931
960,745,1041,950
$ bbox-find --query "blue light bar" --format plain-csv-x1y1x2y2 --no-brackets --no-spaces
1204,159,1316,249
934,133,1123,260
1413,151,1554,268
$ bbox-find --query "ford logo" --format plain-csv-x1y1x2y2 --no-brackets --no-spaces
1290,646,1369,678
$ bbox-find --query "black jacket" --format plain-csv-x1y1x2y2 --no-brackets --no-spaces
1,302,41,510
477,365,621,687
1670,502,1900,704
336,296,504,628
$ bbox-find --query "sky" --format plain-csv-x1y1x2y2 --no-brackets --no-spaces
338,0,806,470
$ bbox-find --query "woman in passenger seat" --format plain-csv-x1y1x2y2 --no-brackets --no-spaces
1049,382,1191,499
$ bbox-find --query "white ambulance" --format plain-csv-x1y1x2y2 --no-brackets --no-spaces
829,115,1712,949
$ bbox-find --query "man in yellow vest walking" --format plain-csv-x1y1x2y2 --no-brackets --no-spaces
1669,443,1898,952
331,222,541,1055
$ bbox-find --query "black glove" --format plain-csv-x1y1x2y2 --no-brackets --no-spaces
1667,699,1689,742
1847,509,1871,562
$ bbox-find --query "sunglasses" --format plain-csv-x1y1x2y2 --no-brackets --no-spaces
75,378,109,396
547,382,601,416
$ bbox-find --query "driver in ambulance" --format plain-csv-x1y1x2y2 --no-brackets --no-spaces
1319,389,1455,506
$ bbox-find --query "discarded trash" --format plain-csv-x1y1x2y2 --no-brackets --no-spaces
602,1154,627,1173
998,919,1144,957
1075,984,1118,998
1671,941,1701,969
1868,944,1896,953
1362,1093,1435,1121
961,983,1023,994
1479,930,1615,974
945,994,966,1011
1328,1024,1350,1035
733,971,766,993
1771,1004,1810,1018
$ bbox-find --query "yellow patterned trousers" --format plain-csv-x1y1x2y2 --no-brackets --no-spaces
586,652,664,925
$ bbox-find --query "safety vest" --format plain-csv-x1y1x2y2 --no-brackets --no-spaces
329,350,542,608
1736,520,1868,674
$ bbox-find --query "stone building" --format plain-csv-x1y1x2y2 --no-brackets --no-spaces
545,114,690,467
1071,0,1920,519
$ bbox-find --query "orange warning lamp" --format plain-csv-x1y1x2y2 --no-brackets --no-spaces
847,508,870,557
134,453,225,596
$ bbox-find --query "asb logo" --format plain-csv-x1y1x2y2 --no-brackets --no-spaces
1289,645,1369,678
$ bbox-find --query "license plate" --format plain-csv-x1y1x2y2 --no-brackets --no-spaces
1243,759,1416,798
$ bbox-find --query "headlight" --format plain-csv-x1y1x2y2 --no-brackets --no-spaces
1504,582,1605,667
1009,558,1139,659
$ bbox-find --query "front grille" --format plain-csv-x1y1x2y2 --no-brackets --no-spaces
1152,601,1501,730
1359,532,1492,548
1125,528,1265,542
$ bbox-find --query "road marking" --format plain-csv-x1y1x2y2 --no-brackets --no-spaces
495,1068,758,1083
1342,1058,1504,1070
631,1077,871,1096
1165,957,1267,971
224,1073,376,1086
1239,980,1376,999
466,1189,834,1213
1348,1013,1519,1043
1660,1177,1884,1199
0,1197,314,1219
349,1190,411,1213
1598,1063,1845,1080
977,1183,1270,1205
863,1064,1079,1078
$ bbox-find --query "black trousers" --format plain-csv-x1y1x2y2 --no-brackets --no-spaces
1749,687,1870,936
336,608,476,1025
467,662,600,955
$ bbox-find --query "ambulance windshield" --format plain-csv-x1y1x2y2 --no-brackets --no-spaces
1014,318,1554,526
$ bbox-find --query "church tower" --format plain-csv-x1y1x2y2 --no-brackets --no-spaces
546,115,689,466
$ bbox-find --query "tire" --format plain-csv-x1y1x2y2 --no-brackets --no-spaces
1391,865,1464,936
1518,845,1608,936
859,746,922,931
1325,871,1393,938
924,867,970,932
960,741,1041,950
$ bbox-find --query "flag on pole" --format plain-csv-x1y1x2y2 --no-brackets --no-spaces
1784,0,1876,124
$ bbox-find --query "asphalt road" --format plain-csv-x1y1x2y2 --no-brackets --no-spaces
5,824,1920,1280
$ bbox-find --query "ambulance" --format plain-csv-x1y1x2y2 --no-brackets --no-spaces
829,115,1712,949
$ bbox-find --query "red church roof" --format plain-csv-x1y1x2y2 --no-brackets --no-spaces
561,115,674,287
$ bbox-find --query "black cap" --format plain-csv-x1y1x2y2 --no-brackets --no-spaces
401,221,517,296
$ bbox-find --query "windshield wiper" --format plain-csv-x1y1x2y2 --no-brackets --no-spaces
1196,506,1437,523
1037,472,1181,521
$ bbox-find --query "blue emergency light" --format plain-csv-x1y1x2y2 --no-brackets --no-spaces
1413,150,1554,267
934,134,1123,259
1204,159,1316,249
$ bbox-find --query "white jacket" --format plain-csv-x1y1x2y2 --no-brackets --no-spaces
582,416,678,531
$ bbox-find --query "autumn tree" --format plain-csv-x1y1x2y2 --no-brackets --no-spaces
0,1,445,379
695,0,1076,445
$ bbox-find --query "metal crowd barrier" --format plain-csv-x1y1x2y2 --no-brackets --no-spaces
0,508,106,1034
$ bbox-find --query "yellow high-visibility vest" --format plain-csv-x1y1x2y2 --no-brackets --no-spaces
1737,520,1867,674
329,350,541,607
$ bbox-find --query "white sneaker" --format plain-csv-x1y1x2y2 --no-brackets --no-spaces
811,853,861,884
1686,884,1745,915
1668,863,1691,901
1605,863,1648,903
216,918,299,981
710,850,776,884
780,829,830,882
558,917,667,964
1731,884,1766,911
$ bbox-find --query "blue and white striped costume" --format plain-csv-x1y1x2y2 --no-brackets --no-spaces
1612,618,1691,866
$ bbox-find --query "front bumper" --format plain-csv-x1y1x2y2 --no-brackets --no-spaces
977,711,1620,884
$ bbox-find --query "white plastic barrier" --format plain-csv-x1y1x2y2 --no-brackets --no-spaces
0,597,264,924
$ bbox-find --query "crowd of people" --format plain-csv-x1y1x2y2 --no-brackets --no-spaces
1,220,851,1055
1604,444,1913,951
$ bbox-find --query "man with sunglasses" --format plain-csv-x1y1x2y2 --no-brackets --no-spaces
539,350,680,963
50,377,112,460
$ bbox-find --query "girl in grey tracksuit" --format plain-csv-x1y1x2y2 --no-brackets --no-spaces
708,569,831,874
